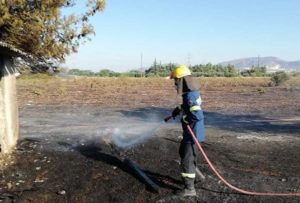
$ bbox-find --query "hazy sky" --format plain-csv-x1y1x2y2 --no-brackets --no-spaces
63,0,300,72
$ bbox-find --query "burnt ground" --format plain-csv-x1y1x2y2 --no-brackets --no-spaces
1,78,300,203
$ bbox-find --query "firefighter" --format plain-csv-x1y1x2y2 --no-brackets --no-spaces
170,64,205,197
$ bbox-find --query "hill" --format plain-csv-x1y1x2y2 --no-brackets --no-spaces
219,57,300,72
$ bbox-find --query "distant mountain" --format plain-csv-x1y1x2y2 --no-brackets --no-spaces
219,57,300,72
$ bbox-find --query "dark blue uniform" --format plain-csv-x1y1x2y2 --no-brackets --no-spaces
181,90,205,143
179,90,205,180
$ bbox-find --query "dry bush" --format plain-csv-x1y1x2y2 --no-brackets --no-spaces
286,76,300,86
195,77,270,88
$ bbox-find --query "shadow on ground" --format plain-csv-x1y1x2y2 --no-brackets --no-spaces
60,142,181,193
204,111,300,135
118,107,300,136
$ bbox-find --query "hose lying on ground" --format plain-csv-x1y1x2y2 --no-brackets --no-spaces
186,125,300,197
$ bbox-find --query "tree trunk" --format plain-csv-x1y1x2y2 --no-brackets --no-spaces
0,57,19,154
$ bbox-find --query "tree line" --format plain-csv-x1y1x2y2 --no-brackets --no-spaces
68,62,272,77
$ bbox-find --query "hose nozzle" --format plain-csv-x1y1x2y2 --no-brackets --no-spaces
164,115,172,123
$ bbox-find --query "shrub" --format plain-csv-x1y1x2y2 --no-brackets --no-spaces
256,87,265,94
271,71,289,86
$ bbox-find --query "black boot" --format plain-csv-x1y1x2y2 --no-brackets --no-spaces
176,177,196,197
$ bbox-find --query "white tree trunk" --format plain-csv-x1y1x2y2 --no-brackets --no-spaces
0,58,19,154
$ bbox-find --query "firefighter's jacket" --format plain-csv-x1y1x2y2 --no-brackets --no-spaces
181,90,205,143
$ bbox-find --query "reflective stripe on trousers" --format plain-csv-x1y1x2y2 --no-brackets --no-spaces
179,142,199,180
181,173,196,178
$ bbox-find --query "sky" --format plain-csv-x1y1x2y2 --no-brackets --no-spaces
63,0,300,72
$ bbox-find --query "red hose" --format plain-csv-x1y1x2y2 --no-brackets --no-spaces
186,125,300,196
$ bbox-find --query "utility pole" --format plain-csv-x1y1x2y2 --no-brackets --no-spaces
154,58,157,75
140,53,143,77
257,55,260,68
169,62,172,71
187,52,191,67
159,60,162,77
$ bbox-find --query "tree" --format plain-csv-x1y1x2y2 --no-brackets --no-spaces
0,0,105,64
126,69,142,77
241,66,267,77
98,69,117,77
0,1,105,154
145,62,176,77
224,65,237,77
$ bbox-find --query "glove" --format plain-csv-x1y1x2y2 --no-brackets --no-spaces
172,106,181,118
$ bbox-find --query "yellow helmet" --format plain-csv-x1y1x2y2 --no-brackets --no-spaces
170,64,191,79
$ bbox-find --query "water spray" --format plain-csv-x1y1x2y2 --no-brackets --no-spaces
108,118,166,149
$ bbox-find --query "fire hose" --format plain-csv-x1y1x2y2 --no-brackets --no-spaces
164,116,300,196
185,125,300,196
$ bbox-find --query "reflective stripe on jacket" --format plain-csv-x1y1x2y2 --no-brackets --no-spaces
181,90,205,143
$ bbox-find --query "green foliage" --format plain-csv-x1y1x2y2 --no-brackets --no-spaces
191,63,238,77
69,68,86,75
145,62,176,77
67,63,296,81
290,72,300,77
0,0,105,62
98,69,120,77
144,62,240,77
271,71,289,86
240,67,267,77
68,69,95,76
68,68,122,77
121,70,143,77
98,69,111,77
